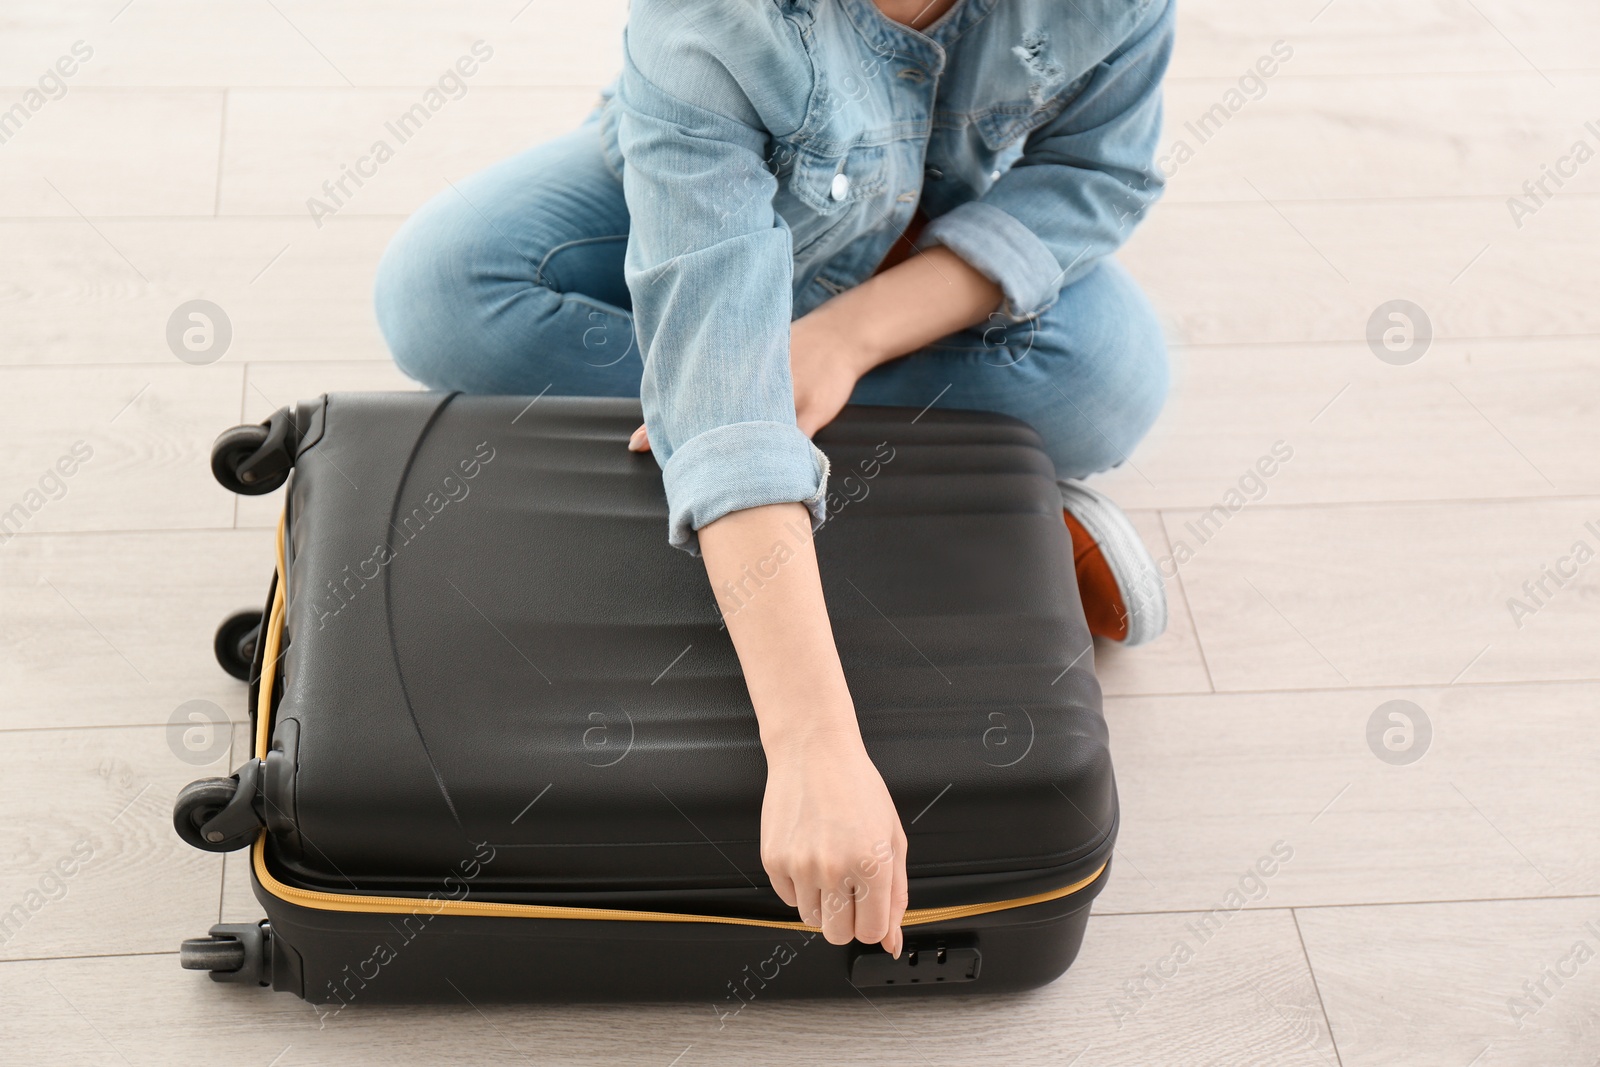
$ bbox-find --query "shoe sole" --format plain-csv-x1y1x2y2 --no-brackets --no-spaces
1059,480,1168,648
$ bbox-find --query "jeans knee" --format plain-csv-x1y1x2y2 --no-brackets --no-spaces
373,194,535,392
1118,307,1169,444
374,208,456,389
1036,265,1170,478
1072,349,1165,478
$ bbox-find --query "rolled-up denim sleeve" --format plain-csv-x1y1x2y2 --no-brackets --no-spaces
615,4,827,556
916,0,1175,322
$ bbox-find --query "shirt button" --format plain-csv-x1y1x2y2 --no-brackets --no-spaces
831,173,850,201
925,166,943,181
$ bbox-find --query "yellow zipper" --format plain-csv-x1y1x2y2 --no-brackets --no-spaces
252,510,1106,930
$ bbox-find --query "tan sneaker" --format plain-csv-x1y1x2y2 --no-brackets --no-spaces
1060,480,1167,647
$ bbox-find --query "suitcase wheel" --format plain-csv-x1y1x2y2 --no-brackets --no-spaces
180,922,272,986
180,936,245,973
213,610,263,681
173,776,259,852
211,422,291,496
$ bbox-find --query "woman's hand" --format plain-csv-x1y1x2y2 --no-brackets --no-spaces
626,308,877,452
761,719,909,953
787,310,877,438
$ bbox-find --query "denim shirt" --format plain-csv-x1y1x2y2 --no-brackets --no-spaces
598,0,1174,553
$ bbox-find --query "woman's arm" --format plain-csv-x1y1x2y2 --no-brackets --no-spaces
698,502,907,955
620,245,1002,957
647,248,1002,956
907,0,1176,323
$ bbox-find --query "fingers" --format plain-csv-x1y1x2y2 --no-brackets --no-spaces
797,883,823,932
853,850,894,952
779,840,905,950
886,834,909,958
767,865,798,910
784,866,862,945
819,877,856,946
627,424,650,452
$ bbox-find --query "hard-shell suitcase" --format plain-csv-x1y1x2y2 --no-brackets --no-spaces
174,392,1116,1005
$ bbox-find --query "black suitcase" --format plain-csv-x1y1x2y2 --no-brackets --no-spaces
174,392,1116,1006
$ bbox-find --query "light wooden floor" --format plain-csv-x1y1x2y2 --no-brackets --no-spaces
3,1,1597,1064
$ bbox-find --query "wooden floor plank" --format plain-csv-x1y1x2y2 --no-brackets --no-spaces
0,1,627,88
1298,898,1600,1066
0,726,226,962
218,87,602,219
1097,682,1600,915
1170,0,1600,78
0,365,242,533
0,217,400,365
1162,70,1600,203
0,530,272,731
1121,197,1600,346
0,89,223,217
1164,499,1600,691
1091,336,1600,511
1094,510,1215,697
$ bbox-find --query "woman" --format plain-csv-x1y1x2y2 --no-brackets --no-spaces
375,0,1174,961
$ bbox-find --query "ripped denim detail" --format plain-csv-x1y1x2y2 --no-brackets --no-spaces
1013,29,1068,105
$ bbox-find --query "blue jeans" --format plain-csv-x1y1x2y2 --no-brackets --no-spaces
373,120,1169,488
